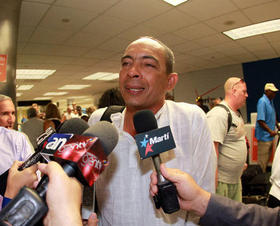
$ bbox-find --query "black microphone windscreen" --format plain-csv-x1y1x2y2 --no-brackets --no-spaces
133,110,158,133
58,118,89,135
82,121,118,156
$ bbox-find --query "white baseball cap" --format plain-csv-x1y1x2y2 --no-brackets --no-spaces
264,83,279,92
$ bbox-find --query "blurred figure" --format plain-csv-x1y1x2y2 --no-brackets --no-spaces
268,143,280,208
0,95,15,129
97,87,125,108
209,97,222,109
43,103,61,131
196,96,209,113
62,105,76,122
76,106,82,117
21,107,44,149
165,92,174,101
86,106,96,118
255,83,280,172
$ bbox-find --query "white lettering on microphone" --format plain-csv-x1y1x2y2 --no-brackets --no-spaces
149,132,169,145
81,152,102,170
46,138,68,150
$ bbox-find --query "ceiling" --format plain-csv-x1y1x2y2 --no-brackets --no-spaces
17,0,280,108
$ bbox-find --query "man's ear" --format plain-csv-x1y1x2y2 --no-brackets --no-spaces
167,73,178,91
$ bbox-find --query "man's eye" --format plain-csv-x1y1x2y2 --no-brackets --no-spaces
122,61,130,66
145,63,156,68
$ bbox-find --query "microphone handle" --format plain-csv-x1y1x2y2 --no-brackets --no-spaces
152,155,180,214
18,152,42,171
0,187,48,226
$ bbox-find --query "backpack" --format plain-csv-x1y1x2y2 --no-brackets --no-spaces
215,104,233,132
100,105,125,122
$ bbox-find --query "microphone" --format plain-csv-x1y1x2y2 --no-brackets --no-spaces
133,110,179,214
0,121,118,226
18,118,89,171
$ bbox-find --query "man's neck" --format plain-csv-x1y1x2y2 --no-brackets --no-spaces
224,98,238,112
123,103,164,136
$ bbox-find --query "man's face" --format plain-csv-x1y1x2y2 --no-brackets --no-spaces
266,90,277,100
119,39,172,112
0,99,15,129
234,82,248,107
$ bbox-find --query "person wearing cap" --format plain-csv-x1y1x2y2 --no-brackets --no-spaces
255,83,279,173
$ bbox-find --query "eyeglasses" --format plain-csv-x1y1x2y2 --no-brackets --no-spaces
232,79,244,89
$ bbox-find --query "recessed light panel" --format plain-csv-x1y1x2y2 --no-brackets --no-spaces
163,0,189,6
17,85,34,90
223,19,280,40
43,92,68,96
16,69,56,79
58,85,91,90
83,72,119,81
34,97,52,100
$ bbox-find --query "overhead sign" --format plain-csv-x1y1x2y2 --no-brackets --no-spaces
0,55,7,82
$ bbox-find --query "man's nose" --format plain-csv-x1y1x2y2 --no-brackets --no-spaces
127,64,141,78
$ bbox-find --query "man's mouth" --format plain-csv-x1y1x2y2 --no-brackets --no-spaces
126,87,145,94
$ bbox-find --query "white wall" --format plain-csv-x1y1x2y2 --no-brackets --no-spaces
174,63,248,122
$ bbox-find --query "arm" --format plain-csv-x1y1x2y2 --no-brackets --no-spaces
38,162,98,226
0,170,9,196
258,120,277,137
38,162,83,226
214,141,219,188
150,164,280,226
4,161,38,199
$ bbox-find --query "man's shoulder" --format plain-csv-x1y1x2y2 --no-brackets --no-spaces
166,100,203,113
88,107,108,126
0,127,27,140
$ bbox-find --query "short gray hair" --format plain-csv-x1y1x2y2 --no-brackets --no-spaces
0,94,12,102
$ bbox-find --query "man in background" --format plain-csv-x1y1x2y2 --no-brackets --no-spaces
207,77,248,201
0,94,34,207
0,95,16,129
255,83,279,172
21,107,44,149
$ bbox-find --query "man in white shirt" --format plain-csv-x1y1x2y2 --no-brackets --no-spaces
0,95,34,207
88,37,216,226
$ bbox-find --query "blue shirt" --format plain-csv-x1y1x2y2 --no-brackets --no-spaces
255,94,276,141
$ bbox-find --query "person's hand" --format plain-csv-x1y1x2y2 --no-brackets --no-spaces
87,213,99,226
150,164,211,217
269,130,277,137
4,161,38,199
38,162,83,226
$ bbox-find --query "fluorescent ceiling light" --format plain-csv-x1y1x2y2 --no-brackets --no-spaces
58,85,91,90
16,93,22,97
43,92,68,96
17,85,34,90
16,69,56,79
34,97,52,100
163,0,189,6
223,19,280,40
68,96,90,99
83,72,119,81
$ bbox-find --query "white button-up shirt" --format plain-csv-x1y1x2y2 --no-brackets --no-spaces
88,100,216,226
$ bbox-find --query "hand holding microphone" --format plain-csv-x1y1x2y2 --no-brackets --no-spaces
133,110,180,214
0,121,119,226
